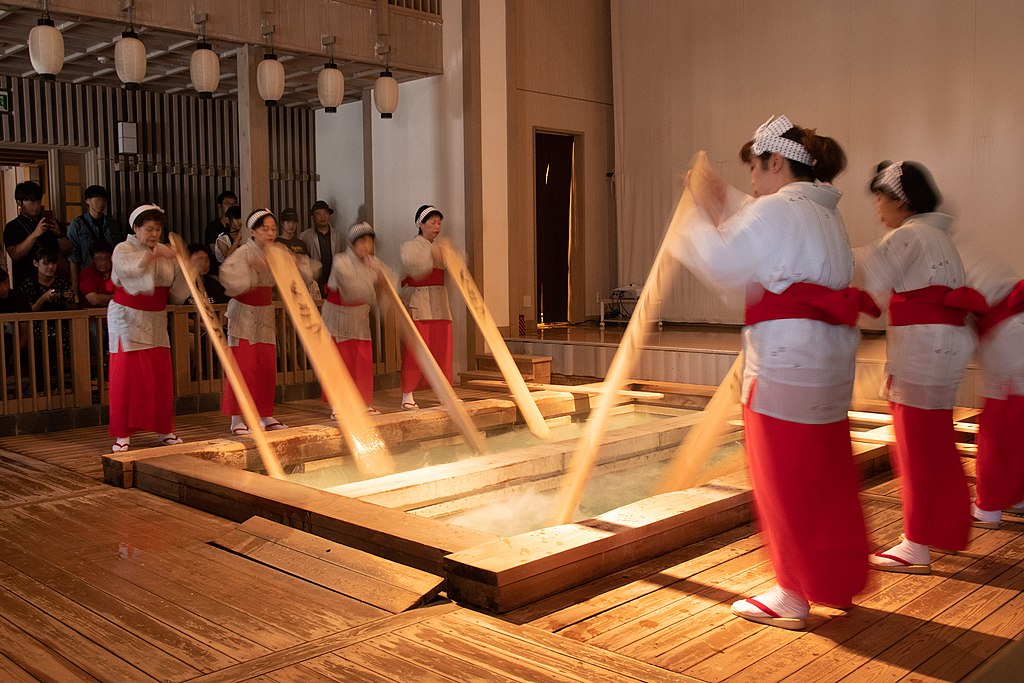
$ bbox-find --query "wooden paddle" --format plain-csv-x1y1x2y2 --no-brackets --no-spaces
436,237,550,439
376,275,488,455
168,232,285,479
264,243,394,477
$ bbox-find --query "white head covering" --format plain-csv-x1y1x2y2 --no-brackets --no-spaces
247,209,274,230
129,204,162,228
348,221,375,244
751,115,814,166
875,162,910,204
415,205,442,225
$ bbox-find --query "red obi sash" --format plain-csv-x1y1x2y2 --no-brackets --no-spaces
113,286,169,311
889,285,989,327
745,283,880,327
401,268,445,288
233,287,273,306
974,280,1024,338
325,288,363,307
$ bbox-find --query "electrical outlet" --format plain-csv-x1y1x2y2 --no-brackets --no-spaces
523,295,532,308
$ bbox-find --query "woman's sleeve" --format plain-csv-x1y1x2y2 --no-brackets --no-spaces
218,247,258,297
670,190,763,292
400,239,434,280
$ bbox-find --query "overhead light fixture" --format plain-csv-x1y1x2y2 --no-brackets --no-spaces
373,68,398,119
189,12,219,99
27,0,64,81
256,18,284,106
114,1,146,90
317,36,344,113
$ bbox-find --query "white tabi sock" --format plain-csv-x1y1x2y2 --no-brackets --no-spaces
733,584,809,620
874,537,930,566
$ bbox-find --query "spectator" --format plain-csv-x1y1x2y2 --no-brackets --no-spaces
300,200,346,293
0,267,31,367
204,190,238,274
18,244,74,390
78,241,115,308
276,208,309,256
66,184,124,296
185,244,228,304
3,180,71,287
215,206,244,264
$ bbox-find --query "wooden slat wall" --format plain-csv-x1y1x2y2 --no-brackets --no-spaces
0,75,316,245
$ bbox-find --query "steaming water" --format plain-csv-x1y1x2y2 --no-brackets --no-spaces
284,410,688,490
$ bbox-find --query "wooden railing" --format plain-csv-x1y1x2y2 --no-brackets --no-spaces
0,302,404,420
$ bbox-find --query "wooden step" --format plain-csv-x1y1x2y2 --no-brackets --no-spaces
476,353,552,384
213,516,444,613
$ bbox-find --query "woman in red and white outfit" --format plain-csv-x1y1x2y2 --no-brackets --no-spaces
958,243,1024,526
108,204,189,451
862,161,986,573
398,205,452,411
220,209,302,435
674,116,873,630
322,221,391,414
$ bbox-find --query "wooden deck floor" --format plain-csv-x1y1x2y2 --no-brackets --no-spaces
1,396,1022,681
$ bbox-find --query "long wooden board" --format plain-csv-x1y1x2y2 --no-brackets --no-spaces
168,232,285,479
437,237,550,439
264,243,393,477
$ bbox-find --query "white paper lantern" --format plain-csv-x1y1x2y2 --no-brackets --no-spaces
28,18,64,81
317,63,344,113
114,30,147,90
190,42,220,99
373,69,398,119
256,53,285,106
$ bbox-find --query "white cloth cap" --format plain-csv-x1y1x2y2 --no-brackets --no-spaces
129,204,162,228
876,162,910,204
751,115,814,166
247,208,274,230
348,221,375,244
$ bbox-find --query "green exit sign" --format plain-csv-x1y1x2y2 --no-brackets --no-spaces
0,89,11,115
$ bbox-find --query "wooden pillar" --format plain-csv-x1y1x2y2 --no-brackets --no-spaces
237,45,271,212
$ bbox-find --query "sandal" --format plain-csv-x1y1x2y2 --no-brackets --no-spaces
262,419,288,431
159,434,184,446
367,407,381,416
111,440,130,453
401,401,420,411
731,598,806,631
231,425,251,436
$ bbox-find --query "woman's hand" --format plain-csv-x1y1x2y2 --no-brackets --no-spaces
152,242,177,260
687,159,727,227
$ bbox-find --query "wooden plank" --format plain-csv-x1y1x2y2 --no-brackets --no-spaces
0,652,37,683
300,651,406,683
365,628,539,682
218,517,443,612
0,613,99,683
187,603,459,683
333,638,461,682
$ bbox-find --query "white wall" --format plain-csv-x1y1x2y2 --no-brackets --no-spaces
613,0,1024,323
314,101,365,230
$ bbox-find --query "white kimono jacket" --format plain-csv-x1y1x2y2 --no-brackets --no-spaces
220,241,278,346
400,235,451,322
108,235,189,352
322,249,384,343
672,181,859,424
861,212,974,409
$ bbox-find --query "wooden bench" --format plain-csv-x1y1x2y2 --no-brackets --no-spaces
460,353,552,385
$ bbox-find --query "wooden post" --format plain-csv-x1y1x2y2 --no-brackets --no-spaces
377,276,488,455
265,244,394,477
168,233,285,479
437,238,549,439
237,45,271,212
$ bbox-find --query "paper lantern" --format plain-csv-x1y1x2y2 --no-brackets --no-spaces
190,42,220,99
318,62,344,112
114,30,147,90
373,69,398,119
257,53,285,106
28,18,64,81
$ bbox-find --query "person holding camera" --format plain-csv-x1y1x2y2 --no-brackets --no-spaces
3,180,71,288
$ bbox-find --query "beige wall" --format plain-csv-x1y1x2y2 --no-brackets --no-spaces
507,0,615,327
613,0,1024,323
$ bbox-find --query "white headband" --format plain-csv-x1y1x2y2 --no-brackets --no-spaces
751,115,815,166
129,204,162,228
877,163,909,204
416,206,440,225
247,209,273,230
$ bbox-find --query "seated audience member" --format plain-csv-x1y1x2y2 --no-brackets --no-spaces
17,244,74,390
185,244,228,304
78,241,115,307
0,267,31,366
67,184,124,296
215,206,244,264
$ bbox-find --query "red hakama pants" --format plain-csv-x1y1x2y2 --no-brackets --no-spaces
400,319,453,393
743,397,868,606
221,339,277,417
323,339,374,406
890,402,971,550
975,394,1024,511
108,344,175,438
